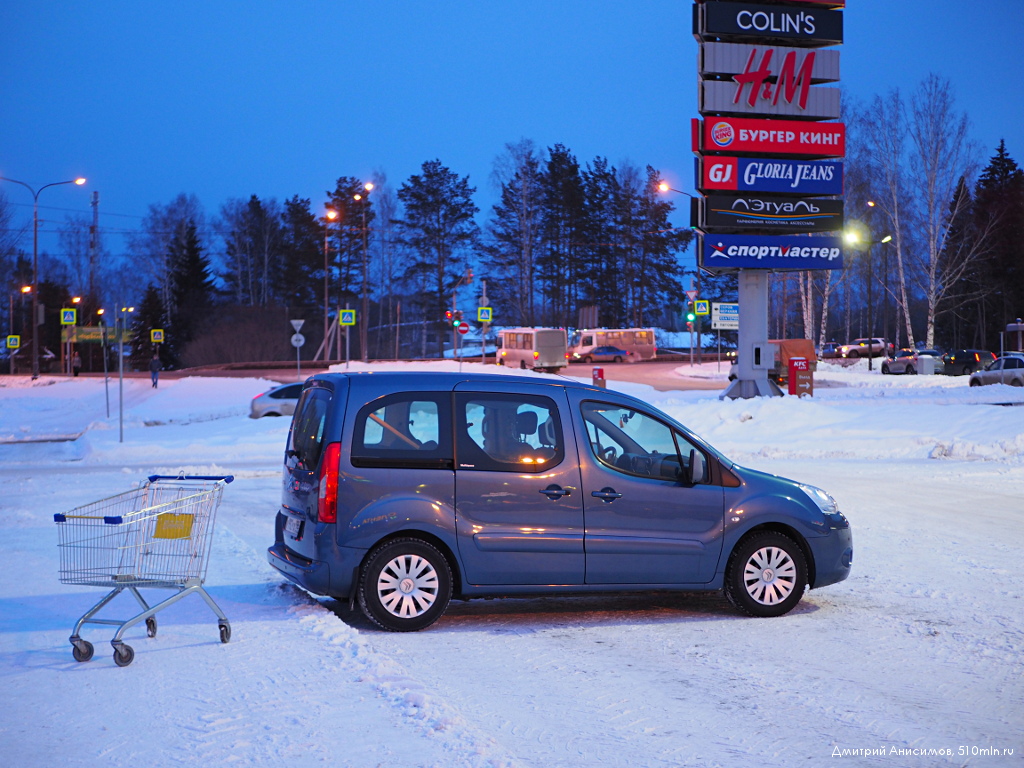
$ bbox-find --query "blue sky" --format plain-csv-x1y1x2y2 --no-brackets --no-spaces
2,1,1022,268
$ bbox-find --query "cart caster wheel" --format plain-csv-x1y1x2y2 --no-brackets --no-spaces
218,622,231,644
71,638,94,663
113,643,135,667
146,617,157,638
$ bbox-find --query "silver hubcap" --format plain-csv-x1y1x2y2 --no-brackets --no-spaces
743,546,796,605
377,554,438,618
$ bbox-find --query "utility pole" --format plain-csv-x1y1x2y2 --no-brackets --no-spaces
89,191,99,299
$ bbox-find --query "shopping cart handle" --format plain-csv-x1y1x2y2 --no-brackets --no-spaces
147,474,235,484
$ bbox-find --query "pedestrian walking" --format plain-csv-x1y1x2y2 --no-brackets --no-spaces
149,354,162,388
72,351,82,377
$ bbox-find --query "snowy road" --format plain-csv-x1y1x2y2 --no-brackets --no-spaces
2,364,1021,767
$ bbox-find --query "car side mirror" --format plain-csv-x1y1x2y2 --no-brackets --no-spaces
688,449,707,485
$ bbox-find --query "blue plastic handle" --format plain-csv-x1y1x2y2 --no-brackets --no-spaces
147,475,235,483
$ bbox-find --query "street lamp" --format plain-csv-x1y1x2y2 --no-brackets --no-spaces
323,207,338,359
844,229,892,371
658,181,703,364
353,182,373,362
0,175,86,379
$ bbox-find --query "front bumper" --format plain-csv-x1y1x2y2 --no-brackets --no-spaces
809,526,853,589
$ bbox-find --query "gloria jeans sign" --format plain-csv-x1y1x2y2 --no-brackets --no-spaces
696,1,843,46
697,157,843,195
699,194,844,232
701,234,844,270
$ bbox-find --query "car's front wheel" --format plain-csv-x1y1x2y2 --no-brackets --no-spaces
969,378,981,387
847,350,859,359
881,364,890,375
906,365,915,375
725,531,807,617
583,356,593,364
358,538,452,632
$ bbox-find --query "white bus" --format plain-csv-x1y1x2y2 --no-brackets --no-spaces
496,327,569,372
569,328,657,362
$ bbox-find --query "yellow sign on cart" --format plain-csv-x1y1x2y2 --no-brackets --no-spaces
153,513,195,540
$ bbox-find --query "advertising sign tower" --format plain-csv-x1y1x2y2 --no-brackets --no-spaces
692,0,845,399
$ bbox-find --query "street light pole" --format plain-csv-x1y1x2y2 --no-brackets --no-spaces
0,176,86,379
354,183,373,362
323,208,337,362
658,182,703,363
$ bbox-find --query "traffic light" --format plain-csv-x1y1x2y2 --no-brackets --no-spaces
445,310,454,325
686,304,696,323
452,310,464,329
686,321,694,332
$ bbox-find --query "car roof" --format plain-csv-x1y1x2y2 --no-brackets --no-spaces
309,370,602,394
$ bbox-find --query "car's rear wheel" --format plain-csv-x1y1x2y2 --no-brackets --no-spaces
1011,379,1023,387
358,538,452,632
613,356,622,363
725,532,807,617
962,365,972,375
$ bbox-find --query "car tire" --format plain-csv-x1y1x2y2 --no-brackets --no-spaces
358,538,452,632
969,378,981,387
582,356,593,364
847,350,859,359
724,531,807,618
1011,379,1023,387
962,365,972,376
881,364,890,375
906,365,915,375
519,361,527,370
613,356,622,363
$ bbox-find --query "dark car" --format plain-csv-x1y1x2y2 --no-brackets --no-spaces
268,372,853,631
941,349,996,376
573,345,631,363
818,342,841,360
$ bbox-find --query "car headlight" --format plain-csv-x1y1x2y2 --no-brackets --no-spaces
798,484,849,529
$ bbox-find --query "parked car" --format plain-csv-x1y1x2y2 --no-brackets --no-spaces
572,345,631,363
818,342,841,360
268,372,853,631
881,348,941,375
839,338,887,359
968,356,1024,387
941,349,996,376
250,382,303,418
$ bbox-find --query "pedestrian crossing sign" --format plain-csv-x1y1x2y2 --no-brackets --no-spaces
151,329,165,343
477,307,492,323
694,300,710,316
339,309,356,326
6,335,19,350
61,308,77,325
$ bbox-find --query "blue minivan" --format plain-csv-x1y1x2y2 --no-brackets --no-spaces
268,372,852,631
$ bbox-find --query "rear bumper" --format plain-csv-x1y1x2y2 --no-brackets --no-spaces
267,543,333,596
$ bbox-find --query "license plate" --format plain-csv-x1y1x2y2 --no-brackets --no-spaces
285,515,303,538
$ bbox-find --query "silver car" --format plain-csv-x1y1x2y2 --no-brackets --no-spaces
968,356,1024,387
250,382,303,418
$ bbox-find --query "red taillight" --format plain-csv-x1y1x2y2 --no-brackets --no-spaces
974,353,980,362
533,351,540,359
317,442,341,523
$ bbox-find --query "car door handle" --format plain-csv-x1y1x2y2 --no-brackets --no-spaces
539,485,571,499
591,487,622,502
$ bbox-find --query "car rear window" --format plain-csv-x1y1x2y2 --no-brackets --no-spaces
288,387,332,470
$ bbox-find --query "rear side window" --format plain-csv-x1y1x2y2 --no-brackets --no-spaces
288,387,332,470
455,393,563,472
351,393,452,469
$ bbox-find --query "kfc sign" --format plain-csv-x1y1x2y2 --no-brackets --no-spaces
701,234,844,271
697,157,843,195
693,117,845,157
696,1,843,46
699,194,844,233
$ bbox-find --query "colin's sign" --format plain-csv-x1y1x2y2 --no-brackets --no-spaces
695,1,843,46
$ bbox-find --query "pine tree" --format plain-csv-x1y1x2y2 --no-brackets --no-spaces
165,221,215,366
277,196,322,310
129,284,164,369
397,160,479,357
538,145,586,327
973,140,1024,344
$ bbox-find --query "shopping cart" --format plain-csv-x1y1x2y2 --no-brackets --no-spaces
54,474,233,666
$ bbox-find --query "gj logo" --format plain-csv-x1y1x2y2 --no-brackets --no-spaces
709,163,733,183
711,121,735,147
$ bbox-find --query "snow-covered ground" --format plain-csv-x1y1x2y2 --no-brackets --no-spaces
2,362,1021,767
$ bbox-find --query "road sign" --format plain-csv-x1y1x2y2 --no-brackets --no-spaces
151,329,164,343
685,289,698,301
290,319,305,332
61,308,77,325
711,302,739,330
457,323,470,335
6,335,19,349
477,306,492,323
291,333,306,348
339,309,356,326
694,300,710,316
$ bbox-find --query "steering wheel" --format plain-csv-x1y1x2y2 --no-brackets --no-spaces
600,445,617,463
